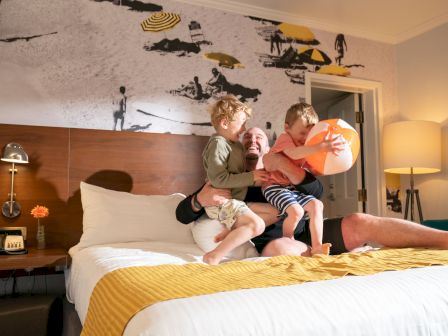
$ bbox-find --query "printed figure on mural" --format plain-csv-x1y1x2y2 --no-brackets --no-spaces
334,33,347,65
171,76,206,101
113,86,127,131
270,31,283,55
170,68,261,103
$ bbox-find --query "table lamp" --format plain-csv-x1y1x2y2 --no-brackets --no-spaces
383,121,441,223
1,143,29,218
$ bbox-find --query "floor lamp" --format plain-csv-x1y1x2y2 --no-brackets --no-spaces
383,121,441,223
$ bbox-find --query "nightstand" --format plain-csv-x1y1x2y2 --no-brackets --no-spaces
0,248,70,272
0,249,68,336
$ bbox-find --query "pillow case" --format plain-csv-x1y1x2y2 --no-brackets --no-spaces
191,215,259,260
78,182,194,249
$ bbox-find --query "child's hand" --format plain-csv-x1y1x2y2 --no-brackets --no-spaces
319,134,346,155
253,169,270,183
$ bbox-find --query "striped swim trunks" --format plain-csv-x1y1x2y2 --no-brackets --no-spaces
263,184,315,216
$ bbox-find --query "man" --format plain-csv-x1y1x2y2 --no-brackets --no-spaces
206,68,229,95
176,127,448,255
113,86,127,131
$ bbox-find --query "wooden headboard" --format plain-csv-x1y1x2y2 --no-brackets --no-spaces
0,124,208,250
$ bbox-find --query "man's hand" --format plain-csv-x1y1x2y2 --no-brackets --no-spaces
263,152,305,185
196,181,231,208
252,169,270,184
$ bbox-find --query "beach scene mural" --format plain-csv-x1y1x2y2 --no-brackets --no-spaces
0,0,396,137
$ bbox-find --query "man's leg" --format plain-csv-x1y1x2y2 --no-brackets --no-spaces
262,237,311,257
341,213,448,250
248,202,279,226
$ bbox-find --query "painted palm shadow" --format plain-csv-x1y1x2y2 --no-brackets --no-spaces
0,31,57,43
136,109,212,127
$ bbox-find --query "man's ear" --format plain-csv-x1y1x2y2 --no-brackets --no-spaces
284,123,289,131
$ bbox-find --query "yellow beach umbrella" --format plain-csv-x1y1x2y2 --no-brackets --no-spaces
278,23,316,43
317,64,351,76
297,47,331,65
141,12,181,32
203,52,244,69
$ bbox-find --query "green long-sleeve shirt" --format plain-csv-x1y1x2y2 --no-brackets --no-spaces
202,134,254,201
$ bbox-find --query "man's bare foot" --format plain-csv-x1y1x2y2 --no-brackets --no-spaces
203,251,223,265
311,243,332,256
214,229,230,243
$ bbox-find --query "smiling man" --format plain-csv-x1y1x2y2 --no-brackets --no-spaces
176,126,448,256
176,126,321,252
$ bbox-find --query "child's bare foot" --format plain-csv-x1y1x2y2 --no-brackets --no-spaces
203,251,222,265
311,243,332,256
214,229,230,243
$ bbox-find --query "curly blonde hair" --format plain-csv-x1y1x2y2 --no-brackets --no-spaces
209,95,252,130
285,102,318,127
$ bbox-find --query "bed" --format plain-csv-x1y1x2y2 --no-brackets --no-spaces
1,124,447,335
65,182,448,336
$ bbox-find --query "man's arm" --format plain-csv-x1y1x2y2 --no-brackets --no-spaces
175,182,231,224
263,152,305,185
176,193,204,224
263,152,323,199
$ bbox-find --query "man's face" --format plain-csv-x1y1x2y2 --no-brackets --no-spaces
242,127,269,160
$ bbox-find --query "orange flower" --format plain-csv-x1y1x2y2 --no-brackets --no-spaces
30,205,49,219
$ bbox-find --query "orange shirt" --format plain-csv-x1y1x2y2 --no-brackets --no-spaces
263,132,306,188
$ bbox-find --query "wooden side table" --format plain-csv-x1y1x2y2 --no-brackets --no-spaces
0,248,70,271
0,249,68,335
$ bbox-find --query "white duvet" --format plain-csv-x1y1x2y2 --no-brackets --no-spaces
66,242,448,336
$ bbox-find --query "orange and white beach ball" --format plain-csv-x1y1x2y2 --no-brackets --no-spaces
305,119,360,175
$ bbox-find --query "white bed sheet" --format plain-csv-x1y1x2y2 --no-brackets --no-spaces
66,242,448,336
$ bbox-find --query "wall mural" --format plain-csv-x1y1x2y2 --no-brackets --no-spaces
1,0,394,138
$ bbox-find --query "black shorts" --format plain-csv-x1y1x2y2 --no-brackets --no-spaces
296,217,347,255
252,217,347,255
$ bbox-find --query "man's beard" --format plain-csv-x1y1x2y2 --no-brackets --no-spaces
245,153,259,160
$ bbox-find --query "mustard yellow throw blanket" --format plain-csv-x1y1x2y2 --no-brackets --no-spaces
81,248,448,336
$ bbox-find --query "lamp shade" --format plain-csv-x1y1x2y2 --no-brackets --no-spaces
383,121,441,174
1,143,29,164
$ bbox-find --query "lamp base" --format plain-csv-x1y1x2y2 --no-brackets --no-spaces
2,201,21,219
404,189,423,223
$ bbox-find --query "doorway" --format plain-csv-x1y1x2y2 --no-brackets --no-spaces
305,72,385,217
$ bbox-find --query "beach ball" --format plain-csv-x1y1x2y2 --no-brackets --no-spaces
305,119,360,175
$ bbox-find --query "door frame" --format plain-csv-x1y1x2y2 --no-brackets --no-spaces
305,72,385,216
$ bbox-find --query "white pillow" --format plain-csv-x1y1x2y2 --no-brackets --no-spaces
78,182,194,249
191,215,259,260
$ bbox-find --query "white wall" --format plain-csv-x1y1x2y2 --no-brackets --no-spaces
396,23,448,219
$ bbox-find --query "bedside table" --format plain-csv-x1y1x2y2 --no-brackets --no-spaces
0,248,70,271
0,249,68,335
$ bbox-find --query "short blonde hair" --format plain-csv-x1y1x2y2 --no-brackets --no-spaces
209,95,252,129
285,103,318,127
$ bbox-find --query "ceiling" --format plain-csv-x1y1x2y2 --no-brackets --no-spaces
178,0,448,44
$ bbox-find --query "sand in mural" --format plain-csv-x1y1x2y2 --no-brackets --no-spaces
0,0,371,137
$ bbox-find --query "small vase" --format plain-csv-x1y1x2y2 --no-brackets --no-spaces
36,219,46,249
